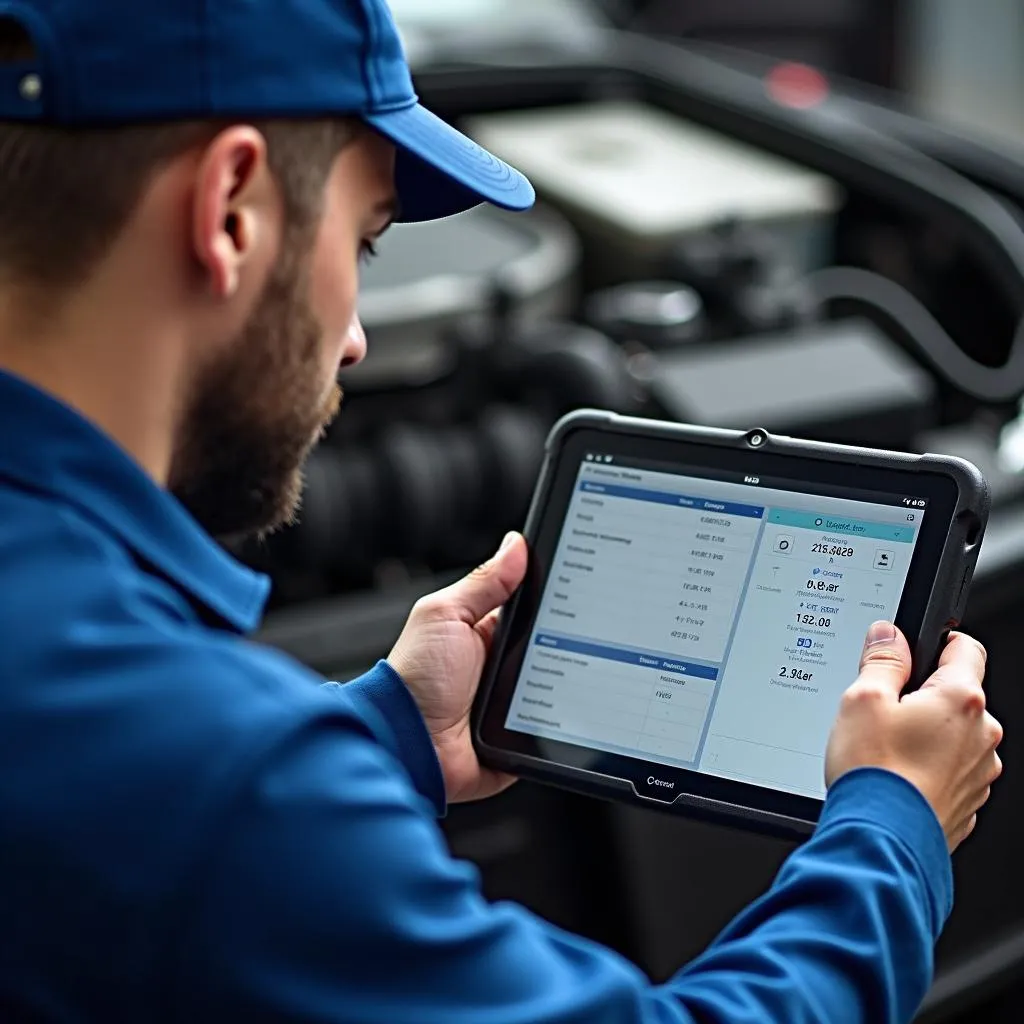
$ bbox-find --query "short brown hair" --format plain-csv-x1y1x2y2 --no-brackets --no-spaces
0,16,358,291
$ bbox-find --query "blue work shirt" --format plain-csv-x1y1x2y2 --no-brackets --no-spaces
0,367,953,1023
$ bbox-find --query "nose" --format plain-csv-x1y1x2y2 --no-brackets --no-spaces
340,315,367,369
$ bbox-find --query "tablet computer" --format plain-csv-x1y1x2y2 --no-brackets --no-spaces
472,411,989,835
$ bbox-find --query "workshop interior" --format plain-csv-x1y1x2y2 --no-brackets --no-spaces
243,2,1024,1020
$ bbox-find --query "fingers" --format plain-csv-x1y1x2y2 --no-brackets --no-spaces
951,777,994,852
939,631,988,672
926,632,988,690
950,814,978,852
918,634,989,717
965,748,1003,792
432,532,528,626
986,712,1004,751
950,734,1002,853
853,622,913,697
474,608,502,649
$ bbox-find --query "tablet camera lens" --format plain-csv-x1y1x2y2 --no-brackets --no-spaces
748,430,766,448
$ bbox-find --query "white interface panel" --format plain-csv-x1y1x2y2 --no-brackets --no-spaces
506,458,925,799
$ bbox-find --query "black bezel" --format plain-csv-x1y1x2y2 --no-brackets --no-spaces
472,412,989,837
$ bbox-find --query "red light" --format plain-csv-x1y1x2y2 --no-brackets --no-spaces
765,62,829,109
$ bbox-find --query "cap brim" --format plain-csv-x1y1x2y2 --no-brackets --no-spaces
365,103,535,223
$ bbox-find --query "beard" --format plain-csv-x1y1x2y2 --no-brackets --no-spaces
167,237,341,543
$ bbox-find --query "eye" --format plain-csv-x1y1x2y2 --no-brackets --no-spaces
359,240,379,264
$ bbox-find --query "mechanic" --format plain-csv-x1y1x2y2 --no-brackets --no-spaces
0,1,1004,1022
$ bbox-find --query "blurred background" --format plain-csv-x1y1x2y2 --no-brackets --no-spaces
245,3,1024,1020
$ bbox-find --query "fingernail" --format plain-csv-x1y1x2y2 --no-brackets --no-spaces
866,621,897,647
499,532,517,553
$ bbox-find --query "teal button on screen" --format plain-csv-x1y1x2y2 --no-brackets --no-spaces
768,509,916,543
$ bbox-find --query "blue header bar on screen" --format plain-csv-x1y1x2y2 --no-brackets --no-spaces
535,634,720,680
579,481,764,519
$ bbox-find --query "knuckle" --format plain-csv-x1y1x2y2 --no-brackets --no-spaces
842,682,885,709
942,678,985,714
962,687,987,715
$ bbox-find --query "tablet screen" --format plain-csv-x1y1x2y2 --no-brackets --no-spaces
504,454,928,801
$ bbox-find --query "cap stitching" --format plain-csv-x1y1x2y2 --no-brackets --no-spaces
365,0,382,104
354,0,378,109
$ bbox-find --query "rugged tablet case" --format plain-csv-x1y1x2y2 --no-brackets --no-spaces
472,409,990,836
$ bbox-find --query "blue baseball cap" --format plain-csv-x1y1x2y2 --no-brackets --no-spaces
0,0,535,223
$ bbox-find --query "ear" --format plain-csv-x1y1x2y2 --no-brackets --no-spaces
190,126,273,299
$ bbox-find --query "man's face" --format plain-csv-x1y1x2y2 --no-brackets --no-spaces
168,129,395,541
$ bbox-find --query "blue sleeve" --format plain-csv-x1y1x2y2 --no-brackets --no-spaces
321,660,446,816
669,768,951,1023
167,687,951,1024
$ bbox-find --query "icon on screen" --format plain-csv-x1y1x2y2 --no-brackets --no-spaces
797,637,813,649
814,518,823,527
874,549,894,570
773,535,794,554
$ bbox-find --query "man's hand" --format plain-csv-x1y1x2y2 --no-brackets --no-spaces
826,622,1003,852
388,532,528,804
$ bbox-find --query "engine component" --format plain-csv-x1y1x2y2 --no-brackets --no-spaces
669,218,815,336
491,320,644,418
647,316,937,449
464,100,842,287
272,447,381,579
266,405,549,586
476,404,549,533
584,280,707,348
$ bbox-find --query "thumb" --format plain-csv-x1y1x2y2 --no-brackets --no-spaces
856,621,912,696
444,532,528,625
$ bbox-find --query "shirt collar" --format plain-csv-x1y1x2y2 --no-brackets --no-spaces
0,369,271,633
